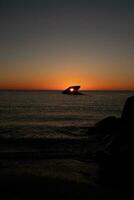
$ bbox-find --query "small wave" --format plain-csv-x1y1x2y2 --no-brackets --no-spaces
0,123,89,139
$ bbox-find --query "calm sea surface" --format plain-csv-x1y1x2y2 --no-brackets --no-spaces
0,91,134,139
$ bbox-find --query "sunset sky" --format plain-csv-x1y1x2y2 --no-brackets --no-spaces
1,0,134,90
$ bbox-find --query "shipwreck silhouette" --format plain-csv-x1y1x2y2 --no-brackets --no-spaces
62,86,83,95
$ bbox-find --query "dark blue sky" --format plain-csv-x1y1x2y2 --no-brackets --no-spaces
1,0,134,90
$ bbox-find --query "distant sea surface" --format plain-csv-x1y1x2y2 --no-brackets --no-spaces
0,91,134,139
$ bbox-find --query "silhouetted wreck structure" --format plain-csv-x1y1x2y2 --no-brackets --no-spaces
62,86,83,95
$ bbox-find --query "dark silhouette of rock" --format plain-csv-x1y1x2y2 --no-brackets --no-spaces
95,116,121,136
121,96,134,124
62,86,83,95
95,96,134,189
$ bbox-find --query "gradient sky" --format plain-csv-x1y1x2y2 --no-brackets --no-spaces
1,0,134,90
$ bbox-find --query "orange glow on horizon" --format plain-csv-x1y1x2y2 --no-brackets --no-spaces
0,65,134,91
0,79,134,91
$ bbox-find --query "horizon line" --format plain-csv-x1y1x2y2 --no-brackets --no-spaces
0,89,134,92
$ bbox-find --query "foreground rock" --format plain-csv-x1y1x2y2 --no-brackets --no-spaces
122,96,134,124
95,96,133,189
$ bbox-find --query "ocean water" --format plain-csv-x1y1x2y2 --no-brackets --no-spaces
0,91,134,139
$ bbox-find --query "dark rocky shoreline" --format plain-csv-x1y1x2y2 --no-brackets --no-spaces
0,96,133,199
